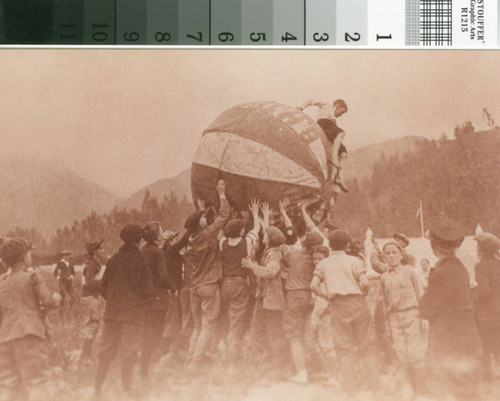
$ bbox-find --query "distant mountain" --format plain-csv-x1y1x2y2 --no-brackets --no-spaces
0,156,120,236
122,136,425,210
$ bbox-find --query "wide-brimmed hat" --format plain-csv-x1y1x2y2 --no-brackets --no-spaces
85,239,103,255
474,233,500,255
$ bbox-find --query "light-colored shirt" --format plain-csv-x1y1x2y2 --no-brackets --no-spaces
380,265,422,313
300,99,336,121
313,251,366,298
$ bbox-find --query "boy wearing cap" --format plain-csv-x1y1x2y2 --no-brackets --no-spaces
0,238,61,400
79,238,105,364
183,179,229,374
310,229,376,394
380,241,427,395
219,199,260,366
94,224,154,398
419,215,481,400
54,249,76,309
282,231,324,384
473,232,500,380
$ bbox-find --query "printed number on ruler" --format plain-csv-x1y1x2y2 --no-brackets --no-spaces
250,32,267,42
155,32,172,42
124,32,140,42
187,32,203,42
91,23,110,42
313,33,329,42
281,33,297,43
344,32,360,42
218,33,234,42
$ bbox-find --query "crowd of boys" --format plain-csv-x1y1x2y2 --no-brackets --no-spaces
0,179,499,401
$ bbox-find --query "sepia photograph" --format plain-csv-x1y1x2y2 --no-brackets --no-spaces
0,49,499,401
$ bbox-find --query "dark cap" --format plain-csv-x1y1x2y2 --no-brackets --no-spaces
85,239,103,255
224,219,246,238
393,233,410,248
427,215,466,243
120,224,144,244
474,233,500,255
303,231,324,249
265,226,286,248
0,238,33,266
184,211,203,231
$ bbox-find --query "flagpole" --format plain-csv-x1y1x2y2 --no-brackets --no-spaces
419,200,425,238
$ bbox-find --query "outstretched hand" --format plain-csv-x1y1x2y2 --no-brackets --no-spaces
217,179,226,196
248,198,260,215
260,202,271,219
279,197,290,214
241,257,255,269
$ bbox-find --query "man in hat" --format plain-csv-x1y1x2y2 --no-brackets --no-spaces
219,198,261,366
54,249,76,309
184,179,229,374
472,232,500,380
419,215,481,400
282,231,324,384
0,238,61,400
80,239,105,364
310,229,377,394
94,224,154,398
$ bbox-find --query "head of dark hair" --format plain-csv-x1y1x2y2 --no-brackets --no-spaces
328,229,350,251
333,99,348,111
313,245,330,258
142,221,162,243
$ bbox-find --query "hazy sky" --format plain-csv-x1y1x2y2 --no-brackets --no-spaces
0,50,499,197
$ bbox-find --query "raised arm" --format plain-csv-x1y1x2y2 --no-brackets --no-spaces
298,99,325,111
279,198,293,229
370,242,389,274
248,198,261,237
206,179,230,237
260,202,271,230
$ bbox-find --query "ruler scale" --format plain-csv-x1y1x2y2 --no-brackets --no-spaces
0,0,499,46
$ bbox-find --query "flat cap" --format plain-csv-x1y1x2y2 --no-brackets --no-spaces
427,215,466,243
120,224,144,244
474,233,500,254
184,211,203,231
61,249,72,255
85,239,103,255
393,233,410,247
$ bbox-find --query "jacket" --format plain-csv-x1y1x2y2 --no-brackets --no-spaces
82,256,102,298
54,259,75,283
419,256,481,357
164,230,191,290
0,268,58,343
100,244,154,325
184,197,229,290
473,257,500,327
141,242,175,310
253,246,286,311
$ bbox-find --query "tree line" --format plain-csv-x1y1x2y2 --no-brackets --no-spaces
6,122,499,264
